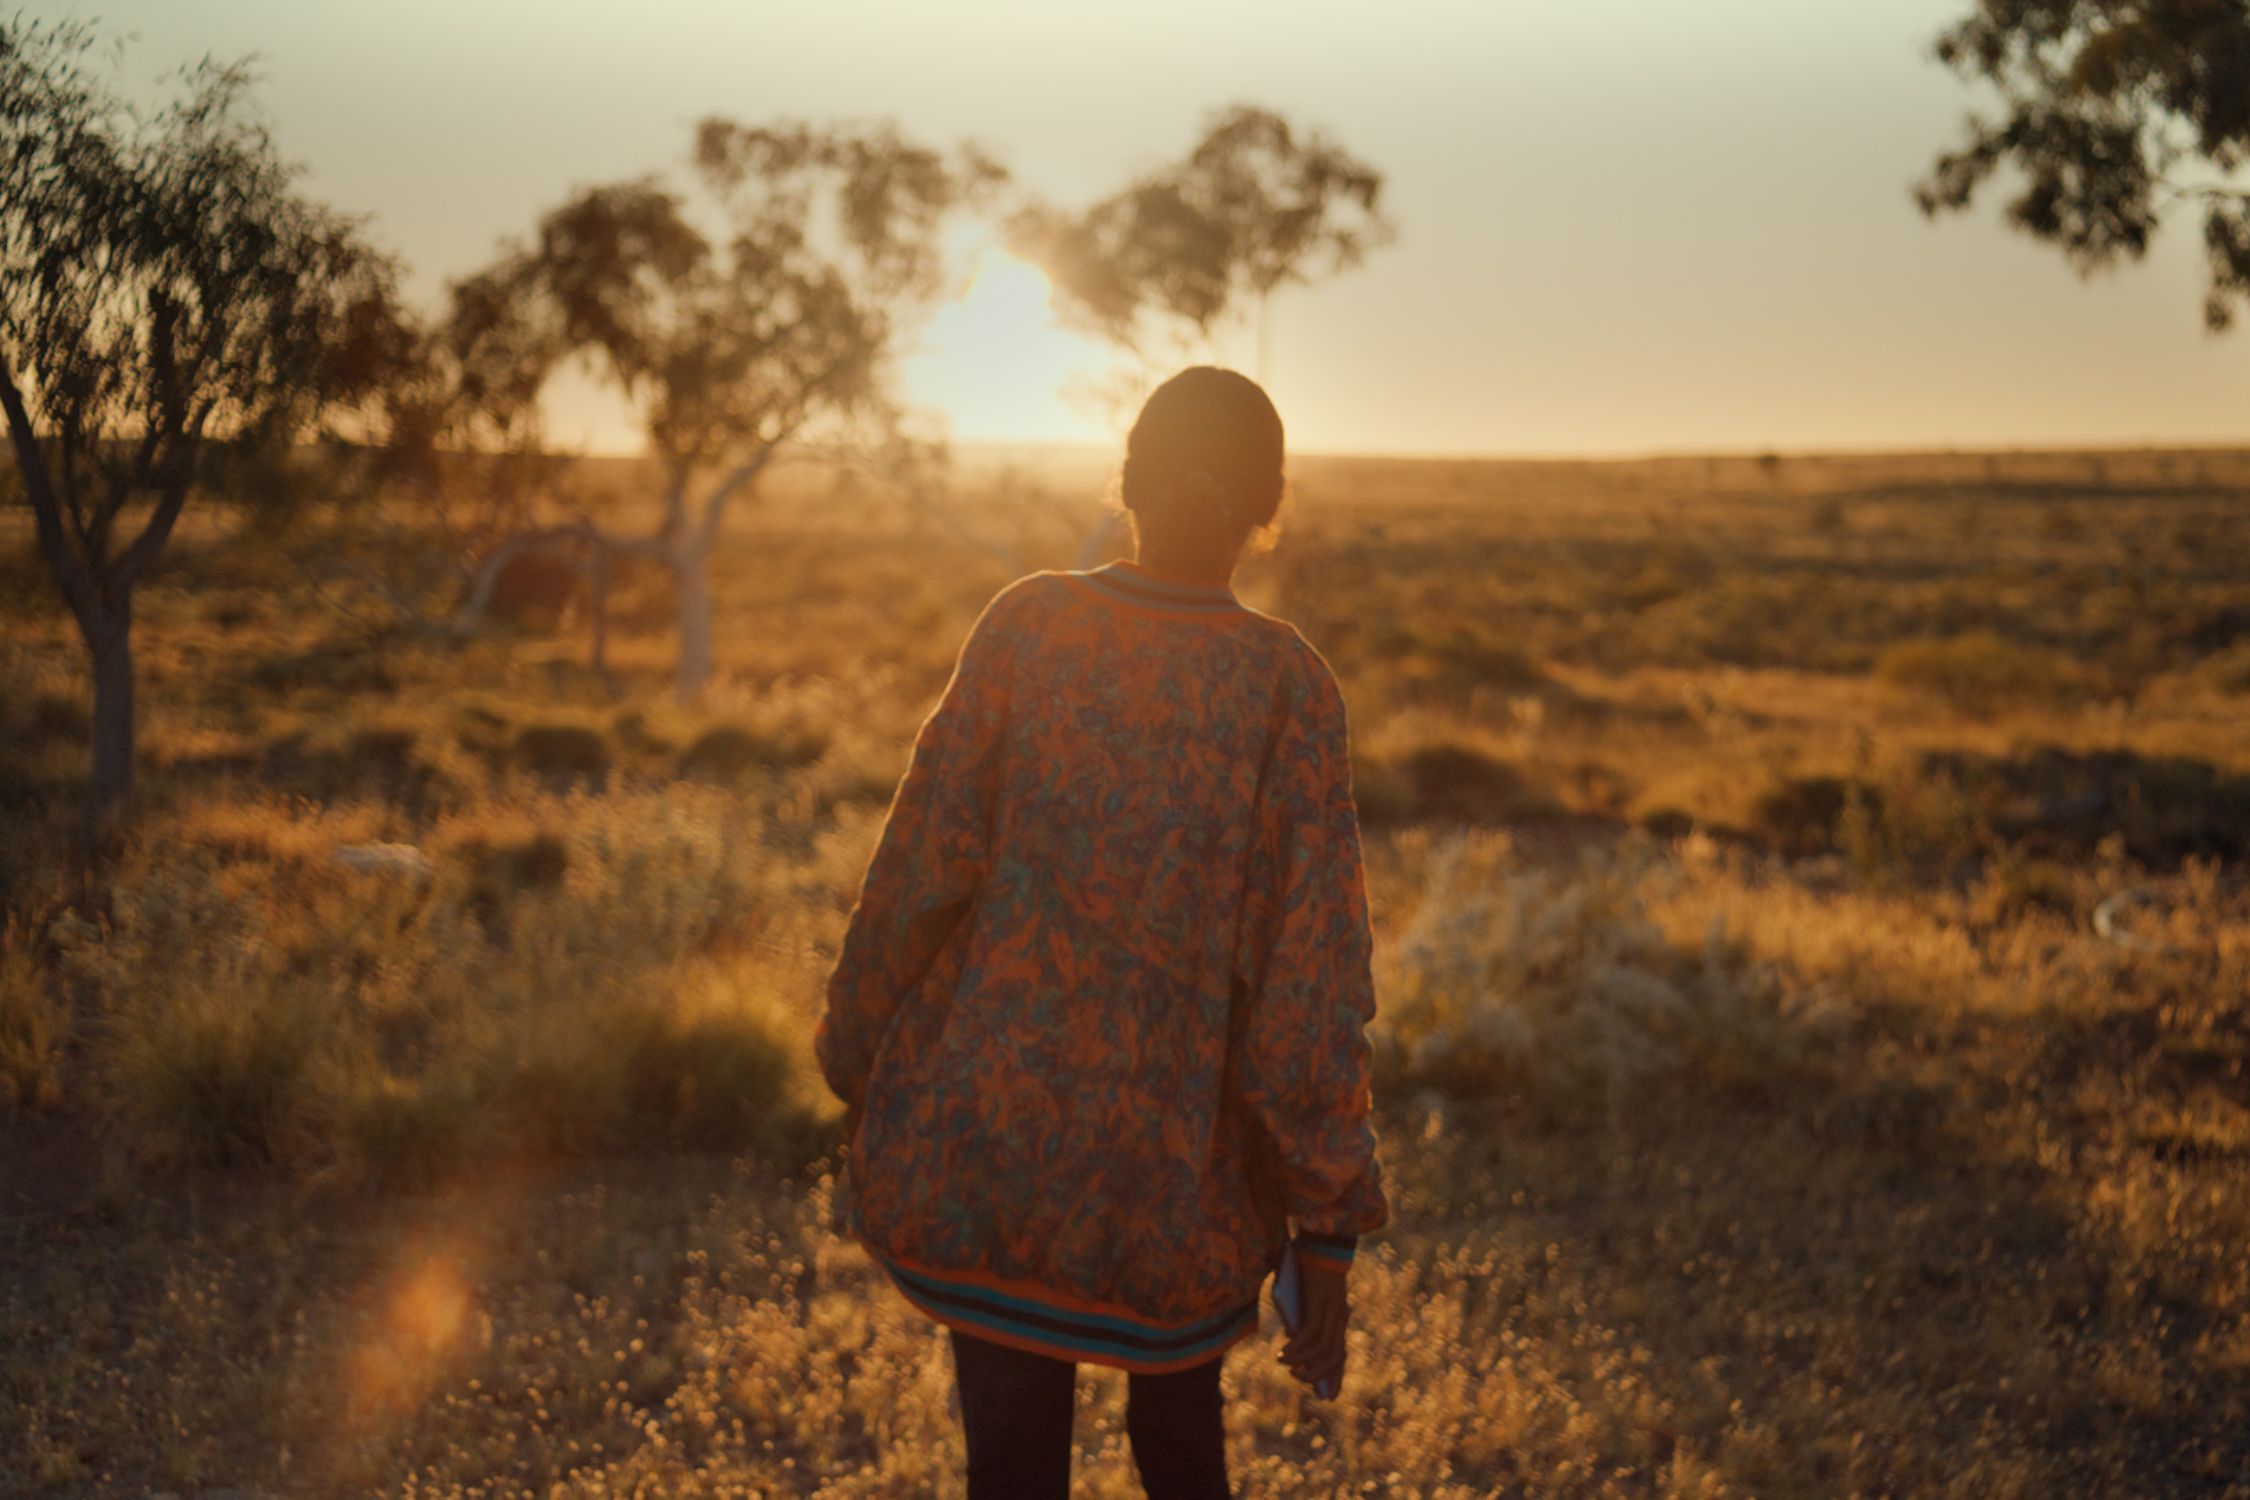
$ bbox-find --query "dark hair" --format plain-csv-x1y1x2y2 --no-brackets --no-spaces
1119,367,1286,554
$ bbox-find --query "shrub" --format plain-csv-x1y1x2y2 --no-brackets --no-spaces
451,828,570,898
1835,764,1983,889
0,920,67,1115
484,545,588,629
245,642,402,697
246,726,462,814
1910,745,2250,869
606,992,798,1151
339,1070,483,1191
1374,622,1551,700
1750,774,1854,858
96,969,327,1169
510,724,611,786
1875,630,2100,711
341,725,420,776
1377,832,1837,1103
679,722,829,780
1359,742,1558,826
2194,642,2250,696
26,691,88,744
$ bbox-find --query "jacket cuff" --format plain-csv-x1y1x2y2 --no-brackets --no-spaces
1292,1230,1358,1273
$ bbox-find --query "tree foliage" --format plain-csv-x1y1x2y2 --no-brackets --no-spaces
464,118,1002,699
1918,0,2250,329
1009,103,1394,351
0,19,402,826
521,123,1001,500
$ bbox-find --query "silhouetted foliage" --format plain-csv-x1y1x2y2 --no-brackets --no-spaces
1918,1,2250,329
0,20,404,830
1009,103,1394,353
488,121,1003,700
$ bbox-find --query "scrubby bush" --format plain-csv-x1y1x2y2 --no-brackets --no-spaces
1376,832,1838,1103
1357,740,1558,826
679,722,828,780
1368,620,1551,700
25,691,88,745
45,790,831,1182
2193,641,2250,696
0,921,67,1115
96,968,328,1169
1875,630,2101,711
1835,762,1983,888
337,1069,484,1191
509,723,611,786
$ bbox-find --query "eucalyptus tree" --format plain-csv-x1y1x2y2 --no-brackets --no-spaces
505,121,1004,701
1006,103,1393,562
1009,103,1395,377
1918,1,2250,329
0,20,403,830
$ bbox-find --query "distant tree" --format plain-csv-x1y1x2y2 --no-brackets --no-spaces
328,258,606,649
1009,104,1395,377
497,123,1002,702
1008,104,1393,563
1917,1,2250,329
378,259,570,545
0,21,403,831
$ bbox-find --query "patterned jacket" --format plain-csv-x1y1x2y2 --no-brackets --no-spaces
815,559,1389,1372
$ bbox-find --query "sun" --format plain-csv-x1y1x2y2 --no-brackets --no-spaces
899,248,1109,444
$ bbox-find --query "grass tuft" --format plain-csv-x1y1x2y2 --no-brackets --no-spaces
0,920,67,1115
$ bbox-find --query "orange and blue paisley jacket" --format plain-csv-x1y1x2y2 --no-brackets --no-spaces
815,559,1389,1373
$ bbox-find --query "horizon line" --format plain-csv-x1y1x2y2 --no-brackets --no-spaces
539,435,2250,466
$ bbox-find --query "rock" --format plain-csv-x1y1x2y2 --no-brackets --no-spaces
333,842,434,879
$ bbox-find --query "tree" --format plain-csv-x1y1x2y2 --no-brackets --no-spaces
0,21,402,831
501,122,1003,702
1917,1,2250,329
1008,103,1395,374
326,257,600,650
1006,104,1394,562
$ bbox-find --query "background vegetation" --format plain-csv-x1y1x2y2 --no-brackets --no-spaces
3,445,2246,1496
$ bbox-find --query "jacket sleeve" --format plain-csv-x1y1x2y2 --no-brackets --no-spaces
1231,649,1390,1272
814,583,1023,1111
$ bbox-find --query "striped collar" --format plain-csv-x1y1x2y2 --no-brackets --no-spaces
1070,560,1243,615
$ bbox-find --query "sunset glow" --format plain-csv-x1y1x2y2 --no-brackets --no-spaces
9,2,2250,1490
46,0,2250,456
900,249,1111,445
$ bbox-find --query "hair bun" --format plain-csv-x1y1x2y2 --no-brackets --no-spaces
1181,468,1236,520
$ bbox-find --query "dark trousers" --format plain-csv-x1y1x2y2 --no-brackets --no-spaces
948,1327,1233,1499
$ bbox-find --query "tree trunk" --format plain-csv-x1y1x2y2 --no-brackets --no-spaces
584,539,612,682
86,608,135,835
673,542,714,704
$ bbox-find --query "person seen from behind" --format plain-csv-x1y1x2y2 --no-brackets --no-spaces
815,365,1389,1499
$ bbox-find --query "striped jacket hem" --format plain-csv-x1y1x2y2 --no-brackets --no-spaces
865,1239,1264,1374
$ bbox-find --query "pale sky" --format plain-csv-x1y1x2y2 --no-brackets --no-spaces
38,0,2250,456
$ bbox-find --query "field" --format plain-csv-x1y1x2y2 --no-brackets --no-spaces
3,447,2248,1498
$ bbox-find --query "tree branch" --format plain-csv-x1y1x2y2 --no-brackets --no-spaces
0,355,100,636
456,522,598,628
2156,178,2250,211
690,348,859,546
692,440,782,549
113,384,206,592
113,436,198,590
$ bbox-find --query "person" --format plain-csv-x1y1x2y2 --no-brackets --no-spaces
815,365,1389,1500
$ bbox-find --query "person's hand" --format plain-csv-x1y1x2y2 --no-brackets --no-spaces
1281,1259,1350,1397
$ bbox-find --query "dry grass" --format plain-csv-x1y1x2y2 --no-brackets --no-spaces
2,447,2248,1495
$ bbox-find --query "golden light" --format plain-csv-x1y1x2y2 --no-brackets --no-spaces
345,1237,478,1428
899,248,1109,444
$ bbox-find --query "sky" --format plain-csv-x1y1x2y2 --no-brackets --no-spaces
36,0,2250,457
